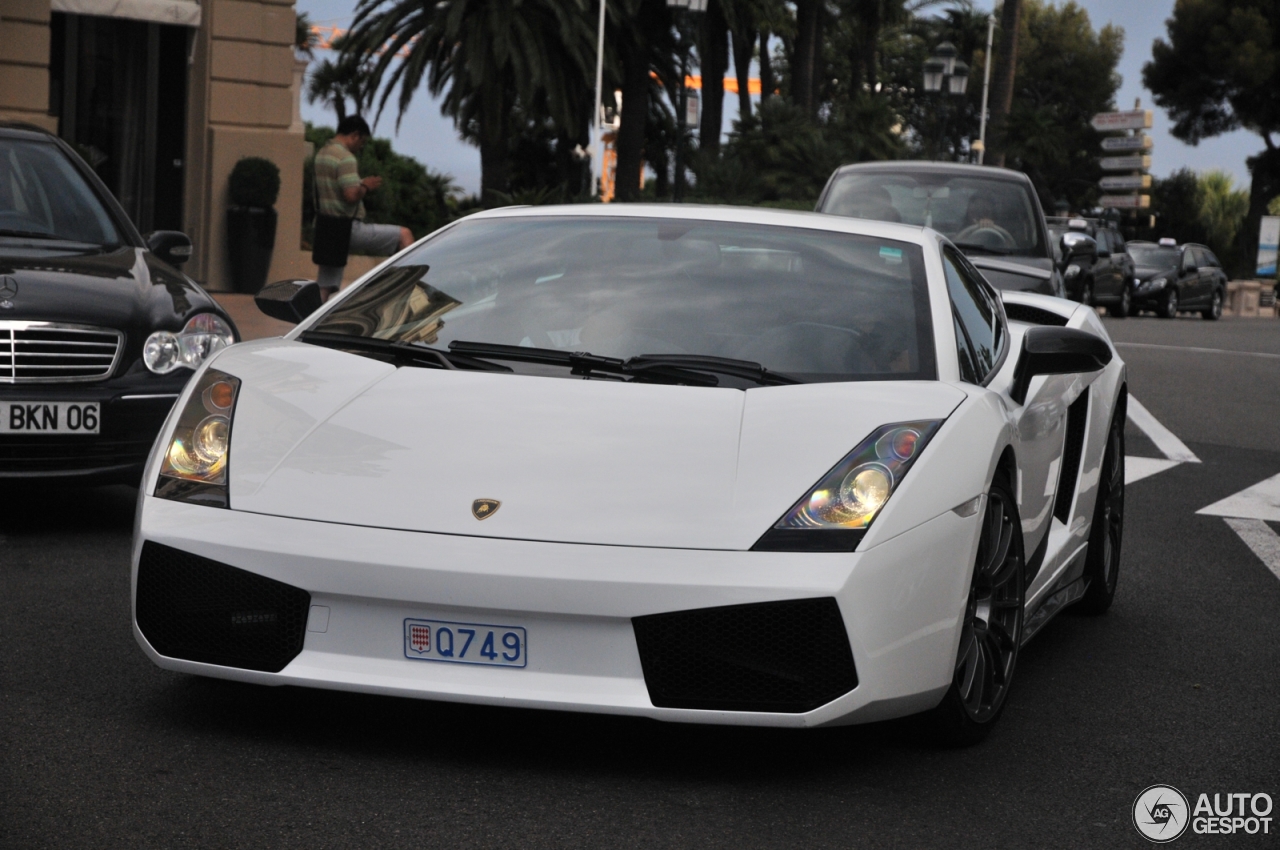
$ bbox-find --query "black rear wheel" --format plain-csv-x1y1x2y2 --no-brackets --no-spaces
1202,289,1223,320
927,480,1025,745
1077,400,1125,614
1108,288,1130,318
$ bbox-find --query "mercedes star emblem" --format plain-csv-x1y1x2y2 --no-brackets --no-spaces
0,276,15,310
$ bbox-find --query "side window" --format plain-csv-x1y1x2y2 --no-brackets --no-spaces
1203,248,1221,268
1110,230,1126,253
1182,249,1198,271
943,247,1001,381
953,314,980,383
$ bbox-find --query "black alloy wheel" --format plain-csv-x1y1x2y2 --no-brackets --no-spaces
927,480,1025,745
1159,288,1179,319
1077,403,1125,614
1203,288,1223,320
1108,288,1130,318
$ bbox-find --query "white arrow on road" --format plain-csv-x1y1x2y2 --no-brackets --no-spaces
1125,396,1199,484
1198,472,1280,580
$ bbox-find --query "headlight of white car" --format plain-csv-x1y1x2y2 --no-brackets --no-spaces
752,420,943,552
154,368,241,508
143,313,236,374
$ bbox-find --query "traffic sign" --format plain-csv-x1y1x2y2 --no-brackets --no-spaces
1100,155,1151,171
1091,109,1153,132
1098,194,1151,209
1101,134,1152,152
1099,174,1152,191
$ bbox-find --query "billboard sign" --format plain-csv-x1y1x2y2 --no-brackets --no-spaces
1100,155,1152,171
1100,175,1152,191
1099,194,1151,209
1258,216,1280,277
1101,134,1153,152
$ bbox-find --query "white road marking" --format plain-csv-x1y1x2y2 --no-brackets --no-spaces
1125,457,1180,485
1223,518,1280,582
1197,470,1280,522
1127,396,1201,463
1114,341,1280,360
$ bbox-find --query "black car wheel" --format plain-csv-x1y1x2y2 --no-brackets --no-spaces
1108,287,1130,319
927,479,1024,745
1077,402,1125,614
1203,288,1223,321
1159,288,1179,319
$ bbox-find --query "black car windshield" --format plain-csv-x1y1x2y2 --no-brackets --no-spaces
821,170,1045,258
1127,244,1179,267
310,216,937,382
0,138,121,247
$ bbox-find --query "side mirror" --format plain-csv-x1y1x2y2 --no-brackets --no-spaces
256,279,322,324
1009,326,1112,405
1060,232,1096,259
145,231,193,266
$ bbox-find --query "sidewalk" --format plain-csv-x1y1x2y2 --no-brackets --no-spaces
213,293,295,342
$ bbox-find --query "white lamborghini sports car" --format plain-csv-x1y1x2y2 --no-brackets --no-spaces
132,204,1126,743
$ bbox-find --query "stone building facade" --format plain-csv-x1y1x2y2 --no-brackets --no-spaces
0,0,306,291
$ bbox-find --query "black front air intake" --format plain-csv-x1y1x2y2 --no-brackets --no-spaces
632,598,858,713
135,541,311,673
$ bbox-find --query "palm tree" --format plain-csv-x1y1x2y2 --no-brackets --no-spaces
340,0,597,200
305,46,374,122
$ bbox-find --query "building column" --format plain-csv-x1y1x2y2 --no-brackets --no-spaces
0,0,57,132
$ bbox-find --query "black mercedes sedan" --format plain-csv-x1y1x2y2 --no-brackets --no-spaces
815,162,1066,299
0,123,237,483
1128,240,1227,320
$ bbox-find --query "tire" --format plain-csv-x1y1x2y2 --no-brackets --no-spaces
1159,288,1178,319
1077,399,1125,614
1108,287,1130,319
1202,288,1223,320
926,479,1025,745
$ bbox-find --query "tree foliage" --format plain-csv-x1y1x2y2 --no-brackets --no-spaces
1144,0,1280,273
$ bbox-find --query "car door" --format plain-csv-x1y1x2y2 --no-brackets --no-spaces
1179,247,1203,304
943,247,1064,562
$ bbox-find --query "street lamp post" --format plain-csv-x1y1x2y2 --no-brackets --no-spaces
921,41,969,161
591,0,607,196
668,0,706,202
975,14,995,165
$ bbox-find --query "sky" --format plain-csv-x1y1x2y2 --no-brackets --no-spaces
297,0,1262,196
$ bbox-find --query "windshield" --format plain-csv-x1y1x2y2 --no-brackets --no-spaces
1127,244,1178,268
821,170,1045,258
310,216,937,382
0,138,121,247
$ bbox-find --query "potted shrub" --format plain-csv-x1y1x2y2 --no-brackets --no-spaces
226,157,281,294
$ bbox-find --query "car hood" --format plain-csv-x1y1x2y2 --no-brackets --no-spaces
0,244,218,323
1134,264,1176,282
218,340,967,550
966,255,1054,292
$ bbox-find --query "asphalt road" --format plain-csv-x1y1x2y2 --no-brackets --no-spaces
3,315,1278,849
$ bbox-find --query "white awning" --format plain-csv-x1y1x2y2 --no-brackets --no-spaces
51,0,200,27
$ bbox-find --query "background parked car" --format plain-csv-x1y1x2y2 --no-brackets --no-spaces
816,162,1066,299
0,122,238,483
1127,239,1227,320
1046,216,1136,316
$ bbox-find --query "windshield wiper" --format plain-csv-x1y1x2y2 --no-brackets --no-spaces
626,354,800,386
449,341,798,387
299,331,513,372
952,241,1014,256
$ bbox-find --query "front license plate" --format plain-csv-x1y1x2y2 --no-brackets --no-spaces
404,618,527,668
0,402,100,434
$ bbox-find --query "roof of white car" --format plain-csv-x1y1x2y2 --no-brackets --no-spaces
462,202,938,248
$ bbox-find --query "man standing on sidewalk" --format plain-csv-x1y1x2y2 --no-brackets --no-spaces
312,115,413,295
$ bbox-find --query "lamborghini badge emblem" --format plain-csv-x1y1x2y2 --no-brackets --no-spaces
472,499,501,520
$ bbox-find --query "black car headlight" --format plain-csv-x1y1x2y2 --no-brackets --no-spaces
154,368,240,508
752,420,943,552
143,313,236,374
